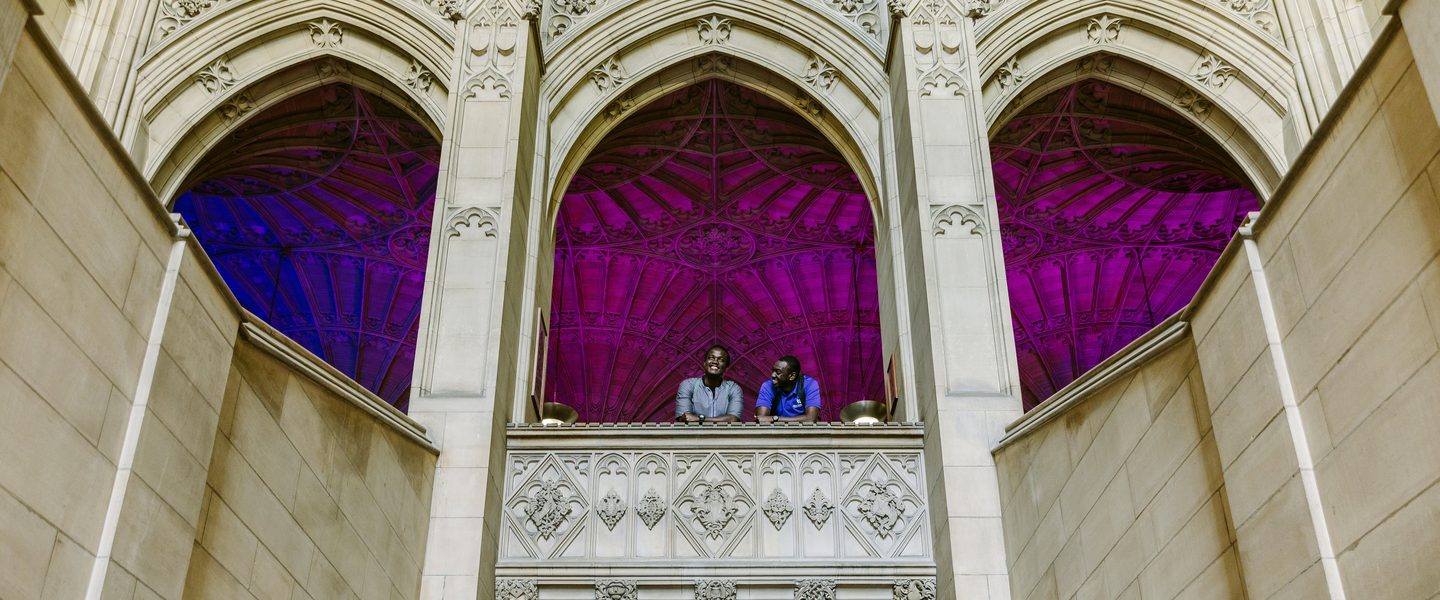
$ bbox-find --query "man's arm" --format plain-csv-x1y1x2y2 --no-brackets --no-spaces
755,382,775,423
775,377,821,423
773,406,820,423
709,382,741,423
676,379,699,422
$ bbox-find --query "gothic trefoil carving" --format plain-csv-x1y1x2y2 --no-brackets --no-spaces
155,0,218,43
802,488,834,529
697,15,732,45
591,56,627,91
803,54,840,93
307,19,343,48
463,0,521,101
595,579,638,600
696,579,738,600
892,578,937,600
1085,15,1125,45
448,207,500,238
932,204,984,237
636,488,666,529
404,60,435,93
762,488,793,530
497,578,539,600
597,489,626,530
795,579,837,600
195,58,238,94
1192,52,1236,89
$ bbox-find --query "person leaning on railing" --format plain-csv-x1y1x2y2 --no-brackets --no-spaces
754,355,821,424
675,345,743,424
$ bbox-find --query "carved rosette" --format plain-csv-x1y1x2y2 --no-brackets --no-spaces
802,488,834,529
795,579,837,600
497,578,539,600
597,489,626,530
762,488,794,530
892,578,937,600
696,579,738,600
595,579,638,600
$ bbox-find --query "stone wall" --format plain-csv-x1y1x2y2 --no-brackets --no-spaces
994,339,1241,600
0,17,437,599
996,19,1440,600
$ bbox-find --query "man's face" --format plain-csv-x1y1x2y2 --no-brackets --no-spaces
704,348,728,376
770,360,796,389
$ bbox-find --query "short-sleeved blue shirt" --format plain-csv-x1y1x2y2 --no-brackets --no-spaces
756,375,822,418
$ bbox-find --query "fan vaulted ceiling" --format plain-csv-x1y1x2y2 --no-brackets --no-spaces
174,83,439,409
992,80,1259,409
547,78,883,422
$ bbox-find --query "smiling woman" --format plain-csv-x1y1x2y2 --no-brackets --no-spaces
546,79,884,423
171,82,441,409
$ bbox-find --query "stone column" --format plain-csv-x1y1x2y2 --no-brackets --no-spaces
885,1,1021,597
1387,0,1440,124
408,1,542,598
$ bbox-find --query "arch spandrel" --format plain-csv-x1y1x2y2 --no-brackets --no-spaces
973,1,1295,189
132,2,453,182
147,56,445,203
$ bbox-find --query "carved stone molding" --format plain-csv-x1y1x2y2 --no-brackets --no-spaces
595,579,638,600
597,489,627,530
154,0,219,44
463,0,521,101
696,579,738,600
497,578,540,600
447,206,500,238
1085,15,1125,45
803,54,840,92
795,579,837,600
404,60,435,93
887,0,907,18
803,488,834,529
892,578,937,600
762,488,793,530
697,15,732,45
1192,52,1235,89
307,18,343,48
591,56,627,91
194,57,238,94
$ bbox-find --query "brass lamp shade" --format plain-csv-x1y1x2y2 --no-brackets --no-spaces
540,402,578,425
840,400,887,425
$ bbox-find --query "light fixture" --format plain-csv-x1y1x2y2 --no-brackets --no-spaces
840,400,886,425
541,402,578,425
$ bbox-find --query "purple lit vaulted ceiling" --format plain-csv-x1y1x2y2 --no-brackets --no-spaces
992,81,1259,409
548,79,883,423
174,83,439,409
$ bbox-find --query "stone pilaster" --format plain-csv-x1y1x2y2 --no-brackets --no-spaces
1387,0,1440,124
409,1,543,598
885,1,1020,596
0,0,38,91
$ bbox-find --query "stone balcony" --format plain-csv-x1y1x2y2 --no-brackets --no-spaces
496,423,938,599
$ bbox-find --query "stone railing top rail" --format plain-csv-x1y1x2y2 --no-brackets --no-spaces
506,421,924,448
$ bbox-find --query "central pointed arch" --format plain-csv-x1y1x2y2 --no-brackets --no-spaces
545,79,884,422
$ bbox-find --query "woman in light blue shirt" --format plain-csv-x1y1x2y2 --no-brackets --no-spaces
675,345,743,423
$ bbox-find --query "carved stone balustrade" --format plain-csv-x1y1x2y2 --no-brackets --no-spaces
497,423,936,598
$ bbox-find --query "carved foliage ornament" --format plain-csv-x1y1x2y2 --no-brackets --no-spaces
547,0,601,41
1212,0,1278,36
405,60,435,93
1085,15,1124,45
697,15,732,45
762,488,793,530
308,18,343,48
218,92,254,122
803,488,834,529
893,578,937,600
595,580,638,600
696,579,738,600
825,0,882,39
691,480,739,539
497,578,539,600
636,488,666,529
856,481,906,537
155,0,218,43
1192,52,1236,89
524,480,574,539
1174,88,1212,118
796,579,837,600
195,57,238,94
591,56,627,91
994,55,1025,90
803,54,840,93
597,489,626,530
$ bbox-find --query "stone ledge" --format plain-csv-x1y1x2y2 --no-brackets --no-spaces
507,421,924,449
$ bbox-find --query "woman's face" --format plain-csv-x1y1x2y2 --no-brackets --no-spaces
703,348,729,376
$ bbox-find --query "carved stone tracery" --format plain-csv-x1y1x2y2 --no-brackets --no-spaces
497,578,540,600
795,579,837,600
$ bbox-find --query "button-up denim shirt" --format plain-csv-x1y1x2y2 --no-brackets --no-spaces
675,377,743,419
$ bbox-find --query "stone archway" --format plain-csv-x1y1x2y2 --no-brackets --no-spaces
544,78,884,422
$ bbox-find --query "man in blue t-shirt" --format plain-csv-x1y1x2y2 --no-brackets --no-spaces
755,355,821,423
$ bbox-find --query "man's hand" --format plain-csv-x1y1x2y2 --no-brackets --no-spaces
755,414,775,424
681,412,702,423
